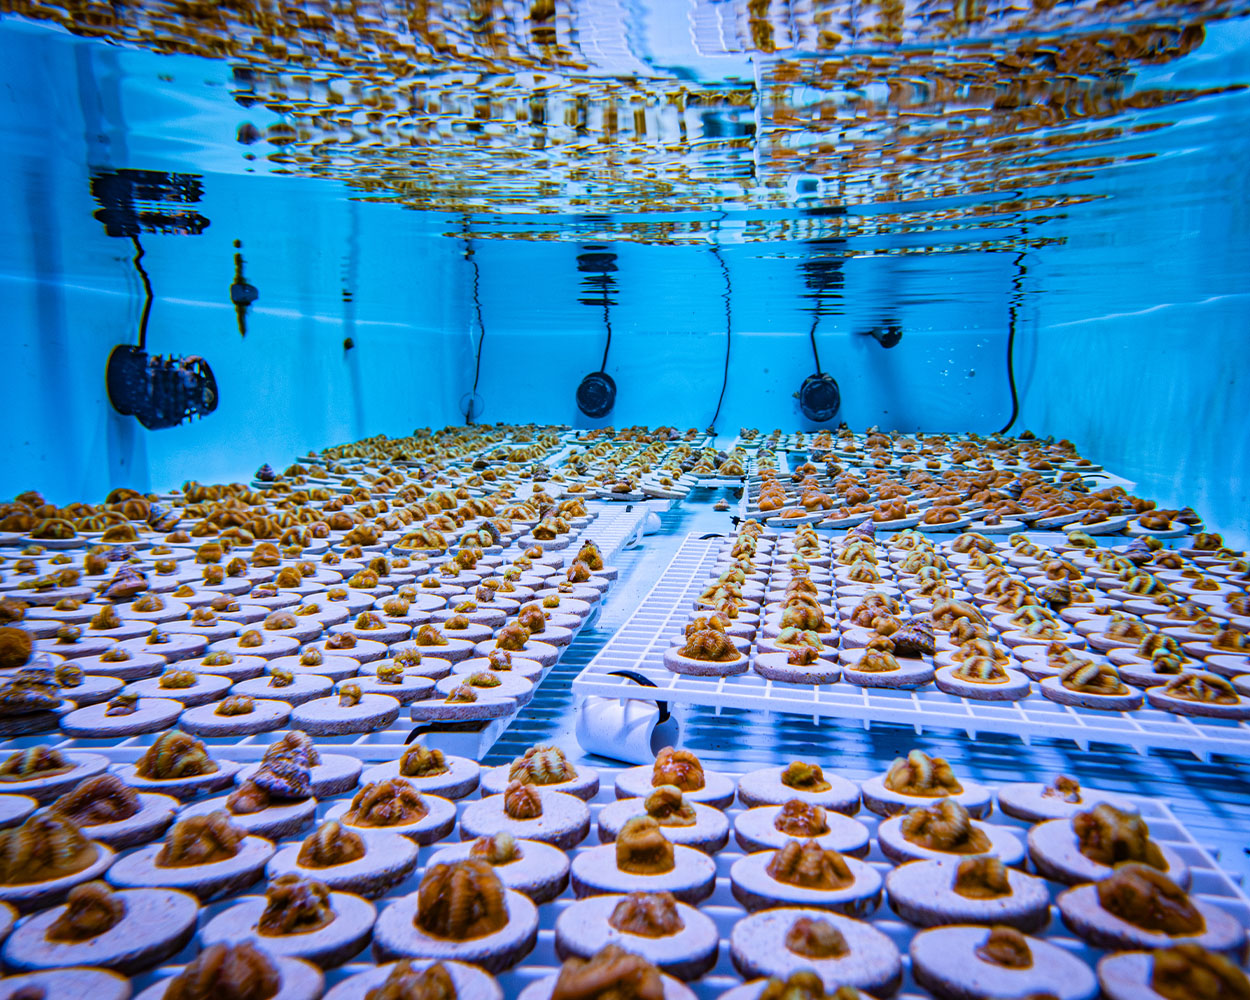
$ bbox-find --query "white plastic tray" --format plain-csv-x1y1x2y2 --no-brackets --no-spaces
570,534,1250,761
20,506,636,766
124,765,1250,1000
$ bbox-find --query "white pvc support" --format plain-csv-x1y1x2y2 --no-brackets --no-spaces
575,694,680,765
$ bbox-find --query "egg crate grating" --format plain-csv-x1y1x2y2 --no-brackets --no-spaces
749,455,787,480
567,503,650,569
560,437,713,461
743,494,944,528
738,465,1104,523
672,441,750,489
544,428,695,471
737,465,786,493
694,479,751,492
689,0,748,57
430,427,693,475
741,474,933,521
3,509,638,763
465,437,576,467
691,473,753,491
738,431,1111,465
112,767,1250,1000
569,534,1250,761
556,453,718,499
298,430,575,470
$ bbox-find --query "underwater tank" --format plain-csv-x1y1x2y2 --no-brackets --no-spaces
0,2,1248,998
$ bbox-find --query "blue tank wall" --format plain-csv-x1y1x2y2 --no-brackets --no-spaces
1015,61,1250,548
0,24,465,504
1020,299,1247,548
446,236,1019,433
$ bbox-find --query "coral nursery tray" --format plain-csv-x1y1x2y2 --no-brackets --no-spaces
570,535,1250,761
4,495,639,763
16,760,1245,1000
329,776,1250,999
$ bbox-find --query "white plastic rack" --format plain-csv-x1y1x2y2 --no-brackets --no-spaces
374,782,1250,999
575,502,651,567
110,765,1250,1000
570,534,1250,761
16,504,645,766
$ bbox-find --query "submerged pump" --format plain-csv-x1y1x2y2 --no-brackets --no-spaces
105,236,220,429
797,373,842,423
575,244,619,419
576,371,617,419
864,324,903,349
106,347,218,430
797,239,844,423
93,168,219,430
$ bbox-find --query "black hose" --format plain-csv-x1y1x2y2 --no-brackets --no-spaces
809,312,823,375
999,249,1027,434
999,325,1018,434
131,235,153,352
599,296,612,372
465,242,485,425
710,246,732,431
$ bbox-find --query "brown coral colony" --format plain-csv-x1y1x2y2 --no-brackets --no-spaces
156,813,242,868
415,859,508,940
652,747,704,792
345,779,428,827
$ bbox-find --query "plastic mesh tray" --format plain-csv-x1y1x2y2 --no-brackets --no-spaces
570,534,1250,761
124,765,1250,1000
10,503,642,766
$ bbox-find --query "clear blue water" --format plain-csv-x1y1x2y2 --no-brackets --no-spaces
0,1,1246,540
1,1,1250,975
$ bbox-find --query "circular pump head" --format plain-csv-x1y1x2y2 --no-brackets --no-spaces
797,372,841,423
107,345,219,430
459,392,485,423
576,371,616,419
868,325,903,348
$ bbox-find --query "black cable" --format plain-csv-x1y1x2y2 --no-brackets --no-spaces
465,240,485,425
1000,322,1018,434
599,296,612,372
131,235,153,352
808,312,823,375
998,249,1027,434
709,246,732,431
469,254,485,394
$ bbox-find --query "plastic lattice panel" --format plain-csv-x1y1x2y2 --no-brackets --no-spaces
576,503,650,567
15,505,633,767
111,764,1250,1000
571,534,1250,761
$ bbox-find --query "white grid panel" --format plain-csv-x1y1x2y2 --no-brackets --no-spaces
577,502,651,566
694,478,748,490
16,512,629,766
524,781,1246,1000
572,531,727,681
749,451,786,476
117,764,1249,1000
688,0,747,59
570,534,1250,761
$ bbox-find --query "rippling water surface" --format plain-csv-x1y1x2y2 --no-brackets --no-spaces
1,0,1248,380
0,0,1247,546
